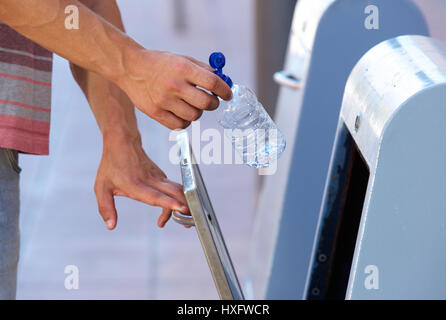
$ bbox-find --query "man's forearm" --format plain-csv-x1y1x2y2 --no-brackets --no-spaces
0,0,233,131
75,70,141,143
0,0,140,84
70,0,126,94
69,0,137,140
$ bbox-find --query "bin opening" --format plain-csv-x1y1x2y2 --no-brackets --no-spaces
325,141,369,299
306,126,370,300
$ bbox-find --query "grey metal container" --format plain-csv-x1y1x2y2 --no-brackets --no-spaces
248,0,429,299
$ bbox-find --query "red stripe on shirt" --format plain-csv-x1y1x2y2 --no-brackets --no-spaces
0,113,50,155
0,99,50,113
0,72,51,87
0,113,49,134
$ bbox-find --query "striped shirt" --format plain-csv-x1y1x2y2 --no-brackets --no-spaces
0,22,52,155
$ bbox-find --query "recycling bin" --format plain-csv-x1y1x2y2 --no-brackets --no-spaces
305,35,446,299
248,0,429,299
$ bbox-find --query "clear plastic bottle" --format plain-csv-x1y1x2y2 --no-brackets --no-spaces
210,52,286,168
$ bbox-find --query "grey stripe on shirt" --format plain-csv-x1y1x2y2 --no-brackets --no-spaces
0,102,50,122
0,61,52,83
0,77,51,111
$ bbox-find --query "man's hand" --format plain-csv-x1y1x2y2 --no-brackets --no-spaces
0,0,233,130
66,0,192,229
118,49,233,130
96,133,188,230
71,58,188,230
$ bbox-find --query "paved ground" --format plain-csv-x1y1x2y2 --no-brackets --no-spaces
16,0,257,299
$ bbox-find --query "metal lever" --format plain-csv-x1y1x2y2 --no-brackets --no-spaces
172,211,195,227
273,71,302,90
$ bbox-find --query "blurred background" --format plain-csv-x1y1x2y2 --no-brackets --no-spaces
14,0,446,299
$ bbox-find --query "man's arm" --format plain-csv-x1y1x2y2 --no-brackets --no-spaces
0,0,232,129
69,0,186,229
0,0,136,85
69,0,132,138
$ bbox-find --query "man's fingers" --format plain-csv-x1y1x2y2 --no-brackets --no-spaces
180,85,220,111
183,56,213,71
187,68,233,101
167,99,204,122
129,183,187,214
150,109,191,130
94,183,118,230
157,208,192,229
154,180,190,228
157,207,172,228
153,179,190,215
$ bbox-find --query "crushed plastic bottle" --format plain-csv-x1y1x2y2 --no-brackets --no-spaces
209,52,286,168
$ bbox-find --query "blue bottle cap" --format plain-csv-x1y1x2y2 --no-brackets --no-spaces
209,52,233,89
209,52,226,69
